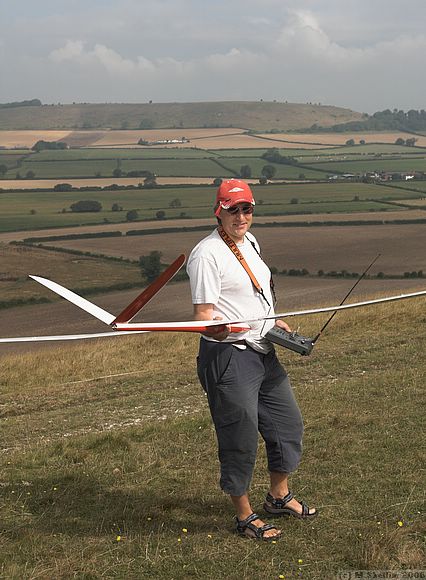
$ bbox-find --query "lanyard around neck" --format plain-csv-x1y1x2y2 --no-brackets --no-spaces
217,226,271,307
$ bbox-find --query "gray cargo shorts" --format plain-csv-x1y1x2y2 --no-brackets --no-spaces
197,339,303,496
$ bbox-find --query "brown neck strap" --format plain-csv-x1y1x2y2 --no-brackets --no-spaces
217,226,271,307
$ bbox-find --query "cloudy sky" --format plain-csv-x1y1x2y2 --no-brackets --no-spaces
1,0,425,113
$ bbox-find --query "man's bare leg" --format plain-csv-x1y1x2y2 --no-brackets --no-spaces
269,472,316,515
231,494,281,539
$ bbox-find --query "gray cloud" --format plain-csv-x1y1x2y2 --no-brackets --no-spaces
0,0,425,112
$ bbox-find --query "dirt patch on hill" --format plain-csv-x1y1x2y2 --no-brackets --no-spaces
0,130,72,148
58,131,106,147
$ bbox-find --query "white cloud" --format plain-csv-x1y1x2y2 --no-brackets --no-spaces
50,40,85,62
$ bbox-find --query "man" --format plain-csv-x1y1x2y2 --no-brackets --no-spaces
187,179,316,541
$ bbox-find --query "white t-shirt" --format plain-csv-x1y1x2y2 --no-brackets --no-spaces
187,228,276,353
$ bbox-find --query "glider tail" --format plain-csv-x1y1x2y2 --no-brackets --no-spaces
113,254,186,324
29,254,187,328
29,275,116,325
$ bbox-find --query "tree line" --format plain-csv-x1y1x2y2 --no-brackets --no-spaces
0,99,42,109
307,108,426,133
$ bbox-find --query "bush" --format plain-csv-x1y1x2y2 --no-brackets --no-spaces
240,165,252,178
32,140,68,152
54,183,73,192
126,209,139,222
70,200,102,213
139,251,163,282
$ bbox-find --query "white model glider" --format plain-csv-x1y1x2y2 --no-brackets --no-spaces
1,253,425,344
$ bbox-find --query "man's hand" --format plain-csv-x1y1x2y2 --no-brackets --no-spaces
274,319,292,333
193,304,231,341
203,317,231,341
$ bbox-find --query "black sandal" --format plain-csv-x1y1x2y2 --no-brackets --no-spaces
264,491,317,519
235,512,282,541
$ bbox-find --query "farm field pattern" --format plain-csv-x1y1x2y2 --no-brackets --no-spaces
2,128,426,149
2,113,425,580
47,223,426,276
1,127,426,354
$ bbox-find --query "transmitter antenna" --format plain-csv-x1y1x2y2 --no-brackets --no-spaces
312,253,381,343
265,254,381,355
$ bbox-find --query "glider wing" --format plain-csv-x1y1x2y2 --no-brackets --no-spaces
1,288,425,344
0,331,148,343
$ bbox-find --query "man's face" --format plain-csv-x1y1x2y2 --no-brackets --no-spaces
219,203,253,242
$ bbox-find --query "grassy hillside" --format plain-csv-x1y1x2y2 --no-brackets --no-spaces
1,296,425,579
0,101,363,131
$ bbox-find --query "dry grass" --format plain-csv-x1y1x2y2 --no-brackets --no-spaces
1,296,425,579
0,101,363,132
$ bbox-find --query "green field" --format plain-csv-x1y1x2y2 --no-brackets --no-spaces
295,143,426,156
0,151,30,168
380,181,426,194
3,142,426,183
32,148,216,161
0,182,422,233
4,157,233,179
311,158,426,174
216,157,328,179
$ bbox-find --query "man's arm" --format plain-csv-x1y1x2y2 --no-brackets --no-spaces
193,303,230,341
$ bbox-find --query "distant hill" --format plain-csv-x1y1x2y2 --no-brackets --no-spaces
0,101,363,132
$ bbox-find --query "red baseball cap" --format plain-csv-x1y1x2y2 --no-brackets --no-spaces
214,179,255,216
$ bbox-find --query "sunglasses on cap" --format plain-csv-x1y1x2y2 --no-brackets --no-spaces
225,203,254,215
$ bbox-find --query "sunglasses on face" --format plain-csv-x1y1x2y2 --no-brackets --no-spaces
225,204,254,215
